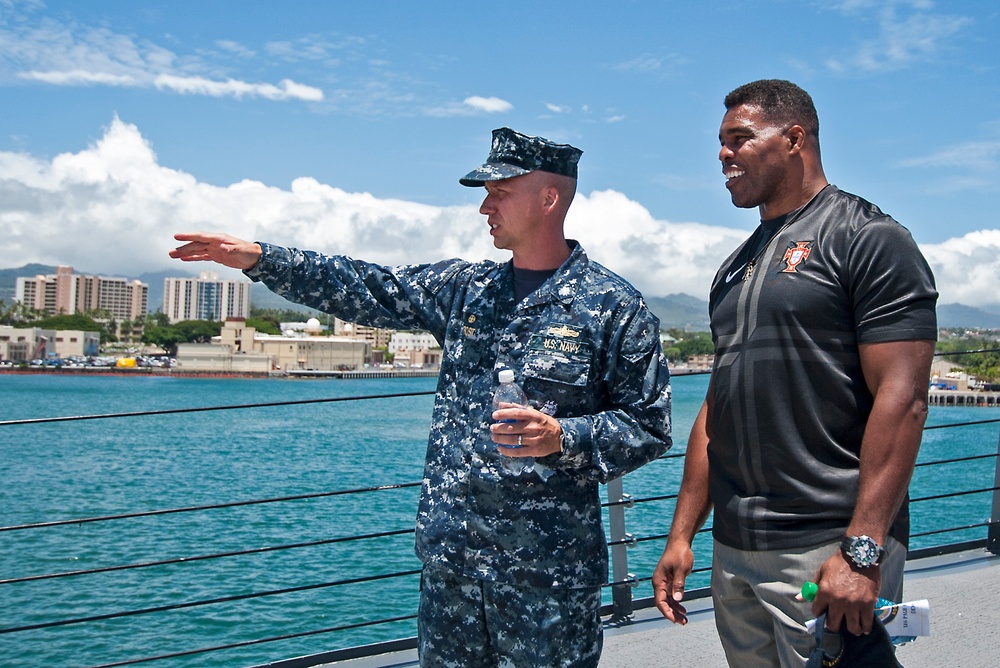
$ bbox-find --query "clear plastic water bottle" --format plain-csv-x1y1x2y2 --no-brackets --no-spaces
801,581,917,646
492,369,533,474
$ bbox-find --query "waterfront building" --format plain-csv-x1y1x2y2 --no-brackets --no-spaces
174,342,273,373
686,353,715,370
175,318,371,372
0,326,102,361
332,317,393,349
51,329,101,358
15,265,148,321
163,271,251,324
388,330,442,368
256,333,371,372
0,326,54,361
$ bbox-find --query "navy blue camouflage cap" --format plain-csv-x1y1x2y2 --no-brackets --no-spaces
459,127,583,187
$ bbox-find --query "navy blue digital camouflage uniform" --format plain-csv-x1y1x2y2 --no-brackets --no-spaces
245,237,672,666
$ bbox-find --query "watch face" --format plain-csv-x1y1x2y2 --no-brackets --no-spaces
845,535,881,567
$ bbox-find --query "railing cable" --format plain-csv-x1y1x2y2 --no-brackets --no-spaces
0,389,435,426
0,568,422,635
85,614,419,668
0,481,420,533
0,528,415,586
934,347,1000,356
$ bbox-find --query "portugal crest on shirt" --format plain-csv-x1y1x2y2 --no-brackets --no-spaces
781,242,812,273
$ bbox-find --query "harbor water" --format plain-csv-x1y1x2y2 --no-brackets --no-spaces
1,372,996,667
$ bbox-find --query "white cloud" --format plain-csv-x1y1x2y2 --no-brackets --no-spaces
215,40,256,59
920,232,1000,306
463,96,513,113
0,119,994,309
425,96,514,117
20,69,137,86
825,1,971,72
897,137,1000,194
546,103,570,114
0,11,323,102
900,139,1000,172
154,74,323,101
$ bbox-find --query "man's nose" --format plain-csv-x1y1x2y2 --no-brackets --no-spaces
480,194,495,215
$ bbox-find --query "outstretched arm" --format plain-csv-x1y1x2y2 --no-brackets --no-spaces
169,232,263,270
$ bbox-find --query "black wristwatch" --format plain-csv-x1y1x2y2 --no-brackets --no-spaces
840,535,886,568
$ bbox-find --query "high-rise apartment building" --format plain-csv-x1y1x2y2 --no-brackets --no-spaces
163,271,252,324
15,266,148,321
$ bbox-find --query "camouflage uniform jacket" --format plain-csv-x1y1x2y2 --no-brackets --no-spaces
245,240,672,588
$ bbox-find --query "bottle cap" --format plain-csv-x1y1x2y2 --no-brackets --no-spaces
801,581,818,601
498,369,515,383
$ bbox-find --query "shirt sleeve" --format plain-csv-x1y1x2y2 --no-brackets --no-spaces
849,219,938,344
244,242,467,341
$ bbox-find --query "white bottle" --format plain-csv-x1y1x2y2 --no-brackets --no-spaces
801,581,928,646
492,369,533,474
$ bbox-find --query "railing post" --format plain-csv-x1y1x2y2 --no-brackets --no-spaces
607,477,635,621
989,430,1000,555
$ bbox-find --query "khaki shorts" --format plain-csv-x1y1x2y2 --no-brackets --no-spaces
710,537,905,668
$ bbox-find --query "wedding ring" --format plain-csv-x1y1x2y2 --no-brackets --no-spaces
517,435,523,446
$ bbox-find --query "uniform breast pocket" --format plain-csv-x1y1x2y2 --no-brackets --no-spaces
521,351,592,415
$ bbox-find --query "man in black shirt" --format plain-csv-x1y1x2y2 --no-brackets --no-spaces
652,80,937,667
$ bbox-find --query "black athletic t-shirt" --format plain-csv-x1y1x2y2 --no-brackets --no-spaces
707,185,938,552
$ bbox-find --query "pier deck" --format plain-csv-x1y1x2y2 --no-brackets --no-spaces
321,548,1000,668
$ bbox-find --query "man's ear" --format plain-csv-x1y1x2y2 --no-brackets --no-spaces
787,125,806,154
542,185,559,210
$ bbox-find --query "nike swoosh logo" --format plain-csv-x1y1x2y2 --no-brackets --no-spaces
726,264,746,283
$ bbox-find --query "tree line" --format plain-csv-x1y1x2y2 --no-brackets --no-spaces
6,300,1000,380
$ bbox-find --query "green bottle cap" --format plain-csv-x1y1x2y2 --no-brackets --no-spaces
801,581,818,601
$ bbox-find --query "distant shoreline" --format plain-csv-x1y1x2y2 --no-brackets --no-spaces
1,366,709,379
0,366,436,380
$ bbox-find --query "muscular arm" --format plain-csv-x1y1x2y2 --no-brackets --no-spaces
811,339,934,634
652,386,715,624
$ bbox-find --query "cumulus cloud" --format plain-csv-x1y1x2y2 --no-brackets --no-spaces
426,96,514,118
0,119,992,308
462,96,513,113
919,232,1000,307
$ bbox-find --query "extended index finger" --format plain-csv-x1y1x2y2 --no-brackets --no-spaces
172,231,221,245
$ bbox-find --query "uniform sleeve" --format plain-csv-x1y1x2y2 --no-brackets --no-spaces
244,242,467,341
849,220,938,344
557,297,673,482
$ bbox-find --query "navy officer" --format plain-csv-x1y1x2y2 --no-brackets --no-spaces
170,127,672,667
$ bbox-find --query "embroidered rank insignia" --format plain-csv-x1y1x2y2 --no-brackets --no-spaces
546,324,581,338
462,313,479,337
781,242,812,273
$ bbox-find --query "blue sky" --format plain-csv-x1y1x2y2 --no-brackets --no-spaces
1,0,997,307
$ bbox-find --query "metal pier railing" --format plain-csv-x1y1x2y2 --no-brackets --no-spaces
2,365,999,668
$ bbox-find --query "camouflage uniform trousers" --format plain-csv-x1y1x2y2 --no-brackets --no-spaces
417,562,602,667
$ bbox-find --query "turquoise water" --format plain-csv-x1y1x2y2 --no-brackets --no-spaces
0,372,996,668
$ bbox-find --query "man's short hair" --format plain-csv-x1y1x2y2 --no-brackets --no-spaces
725,79,820,145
